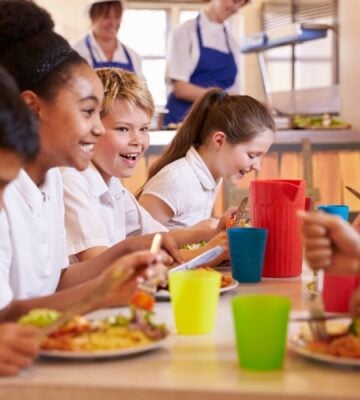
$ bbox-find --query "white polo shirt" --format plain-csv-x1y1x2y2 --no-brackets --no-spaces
73,32,144,78
0,169,68,309
61,164,167,261
141,146,222,229
165,12,242,95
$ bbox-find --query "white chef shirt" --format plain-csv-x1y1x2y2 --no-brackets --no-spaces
0,169,68,309
73,32,144,78
141,146,222,229
61,164,167,261
165,12,242,95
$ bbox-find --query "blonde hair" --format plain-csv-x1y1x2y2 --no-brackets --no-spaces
95,67,155,118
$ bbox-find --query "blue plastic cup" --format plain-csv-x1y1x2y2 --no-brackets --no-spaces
317,204,349,221
227,227,268,283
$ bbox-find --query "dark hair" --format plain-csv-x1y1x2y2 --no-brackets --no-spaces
90,1,123,20
138,88,274,196
0,0,87,100
0,66,39,161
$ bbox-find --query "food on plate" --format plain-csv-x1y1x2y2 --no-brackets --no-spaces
130,290,155,312
303,318,360,359
293,114,351,129
19,308,168,352
180,240,206,250
226,216,251,229
199,266,233,288
18,308,62,327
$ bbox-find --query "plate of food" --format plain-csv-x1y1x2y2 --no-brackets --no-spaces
19,308,169,360
288,318,360,367
156,268,238,301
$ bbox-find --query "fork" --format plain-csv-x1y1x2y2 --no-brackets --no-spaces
306,270,329,341
234,196,248,227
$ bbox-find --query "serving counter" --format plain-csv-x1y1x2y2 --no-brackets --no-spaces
1,273,360,400
143,128,360,213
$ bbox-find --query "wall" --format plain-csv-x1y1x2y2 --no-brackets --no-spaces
339,0,360,130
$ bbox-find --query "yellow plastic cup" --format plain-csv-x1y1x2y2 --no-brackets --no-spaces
169,270,221,335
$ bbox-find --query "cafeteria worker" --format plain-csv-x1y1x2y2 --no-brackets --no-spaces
73,0,143,76
164,0,250,126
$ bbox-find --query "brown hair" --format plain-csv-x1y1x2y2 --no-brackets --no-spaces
95,67,154,119
137,88,274,197
90,1,123,20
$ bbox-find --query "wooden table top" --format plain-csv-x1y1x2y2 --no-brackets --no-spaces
1,271,359,400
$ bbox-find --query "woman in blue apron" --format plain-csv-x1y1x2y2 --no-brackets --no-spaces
73,0,143,76
164,0,249,126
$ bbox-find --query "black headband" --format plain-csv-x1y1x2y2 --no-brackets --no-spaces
27,45,78,89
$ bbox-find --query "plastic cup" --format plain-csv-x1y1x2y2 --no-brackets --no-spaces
317,204,349,220
169,270,221,335
317,204,356,312
227,227,268,283
232,294,291,371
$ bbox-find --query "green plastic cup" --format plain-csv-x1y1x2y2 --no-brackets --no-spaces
232,294,291,371
169,270,221,335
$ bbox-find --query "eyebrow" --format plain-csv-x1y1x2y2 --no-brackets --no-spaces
80,95,100,103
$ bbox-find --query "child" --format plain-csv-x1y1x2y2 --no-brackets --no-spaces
138,89,275,229
0,65,40,376
0,0,175,321
61,67,228,263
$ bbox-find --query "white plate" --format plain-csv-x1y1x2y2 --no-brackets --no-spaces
155,279,239,301
39,337,169,360
288,334,360,368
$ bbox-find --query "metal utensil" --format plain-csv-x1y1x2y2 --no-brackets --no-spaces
170,245,224,273
291,312,352,323
306,270,329,341
138,233,164,294
234,196,248,227
345,185,360,201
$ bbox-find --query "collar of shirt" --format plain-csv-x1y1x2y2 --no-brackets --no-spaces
89,31,124,62
11,169,55,215
82,163,125,206
186,146,220,191
199,11,227,31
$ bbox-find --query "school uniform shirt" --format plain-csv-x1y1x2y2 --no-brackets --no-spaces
164,12,241,124
73,32,143,78
0,169,68,309
141,146,222,229
61,164,167,262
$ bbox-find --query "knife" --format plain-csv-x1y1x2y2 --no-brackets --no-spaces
234,196,248,227
170,245,224,273
345,185,360,201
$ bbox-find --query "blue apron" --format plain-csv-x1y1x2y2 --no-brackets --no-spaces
85,34,135,72
164,15,238,126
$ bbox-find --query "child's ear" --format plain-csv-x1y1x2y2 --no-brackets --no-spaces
21,90,41,116
211,130,226,150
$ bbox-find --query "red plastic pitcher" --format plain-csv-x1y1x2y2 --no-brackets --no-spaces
250,179,306,277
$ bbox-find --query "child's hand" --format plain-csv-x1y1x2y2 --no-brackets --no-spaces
0,323,40,376
202,231,229,267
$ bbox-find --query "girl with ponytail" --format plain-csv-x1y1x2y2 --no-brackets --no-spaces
138,88,275,229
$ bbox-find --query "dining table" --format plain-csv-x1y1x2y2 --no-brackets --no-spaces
1,269,359,400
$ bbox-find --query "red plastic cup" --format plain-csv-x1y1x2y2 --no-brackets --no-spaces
322,274,359,312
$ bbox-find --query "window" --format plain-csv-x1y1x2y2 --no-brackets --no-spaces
120,3,202,106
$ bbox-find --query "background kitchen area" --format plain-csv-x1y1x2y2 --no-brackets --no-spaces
36,0,360,217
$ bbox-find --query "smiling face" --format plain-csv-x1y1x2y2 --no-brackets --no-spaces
0,149,23,208
208,0,248,22
92,6,121,42
36,64,104,172
210,128,274,182
92,98,151,182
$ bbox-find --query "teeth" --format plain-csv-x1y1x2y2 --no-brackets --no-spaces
80,143,94,153
121,153,138,161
